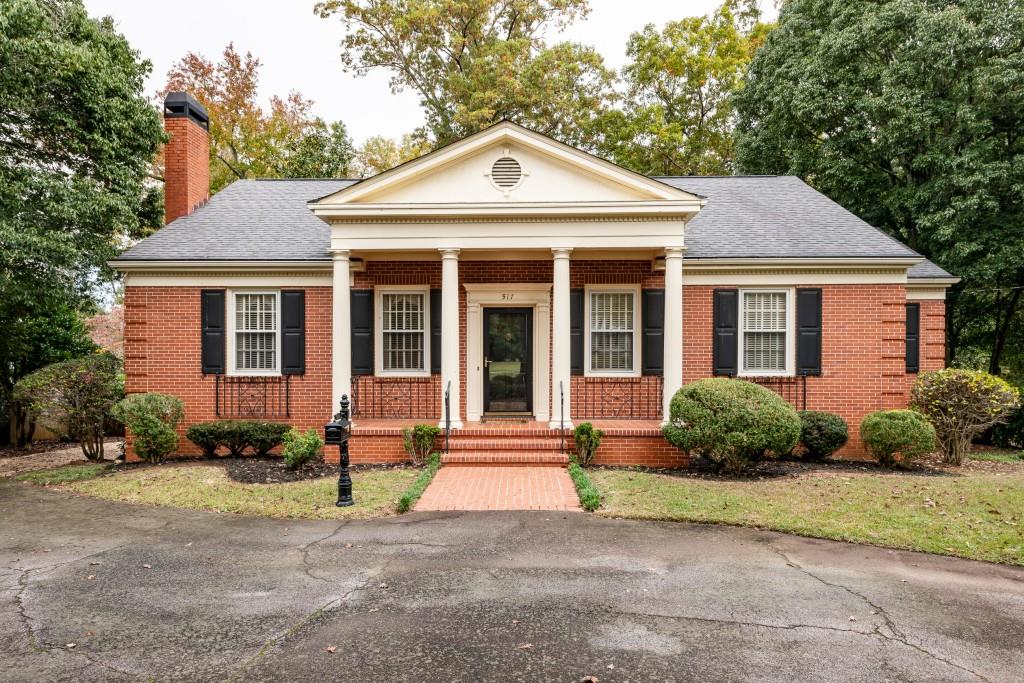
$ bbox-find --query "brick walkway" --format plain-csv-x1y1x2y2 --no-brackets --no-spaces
415,466,582,512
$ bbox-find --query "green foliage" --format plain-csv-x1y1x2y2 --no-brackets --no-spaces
185,422,224,457
662,378,801,474
401,424,441,465
112,393,184,464
734,0,1024,374
248,422,293,457
13,353,122,461
598,0,772,175
860,410,936,468
164,43,356,192
17,463,111,485
315,0,615,148
281,428,324,471
989,405,1024,451
910,369,1020,466
568,461,600,511
396,453,441,513
572,422,604,467
798,411,848,461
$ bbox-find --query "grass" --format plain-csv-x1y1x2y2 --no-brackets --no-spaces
65,463,420,520
16,463,112,485
568,462,601,511
591,467,1024,565
396,453,441,513
970,449,1024,464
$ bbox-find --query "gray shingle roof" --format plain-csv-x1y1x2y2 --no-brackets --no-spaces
116,174,952,278
118,179,355,261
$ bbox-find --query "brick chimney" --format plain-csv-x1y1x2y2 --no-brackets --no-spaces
163,92,210,225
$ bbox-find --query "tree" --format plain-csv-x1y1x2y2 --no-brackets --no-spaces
14,353,122,461
734,0,1024,376
598,0,772,175
315,0,616,148
164,43,356,191
352,133,430,176
0,0,161,442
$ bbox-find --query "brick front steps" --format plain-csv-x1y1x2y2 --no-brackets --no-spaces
344,419,689,468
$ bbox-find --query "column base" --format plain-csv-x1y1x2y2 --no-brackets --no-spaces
438,420,463,430
548,420,574,431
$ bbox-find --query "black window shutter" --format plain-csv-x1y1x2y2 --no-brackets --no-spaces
570,288,584,375
642,289,665,376
201,289,225,374
351,290,374,376
713,289,738,376
281,290,305,375
796,288,823,376
430,289,442,374
905,302,920,373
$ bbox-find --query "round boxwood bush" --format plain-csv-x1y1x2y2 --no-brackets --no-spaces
859,409,935,468
112,393,184,464
798,411,848,461
910,369,1020,466
662,378,801,474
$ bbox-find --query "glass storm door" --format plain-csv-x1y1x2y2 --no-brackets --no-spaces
483,308,533,414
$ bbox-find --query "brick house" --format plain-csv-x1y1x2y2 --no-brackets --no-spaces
111,93,957,465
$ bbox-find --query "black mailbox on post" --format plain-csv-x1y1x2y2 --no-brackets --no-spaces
325,395,353,506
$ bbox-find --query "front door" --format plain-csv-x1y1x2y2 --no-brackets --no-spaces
483,308,533,414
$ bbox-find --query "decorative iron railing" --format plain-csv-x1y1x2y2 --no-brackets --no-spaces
742,374,808,411
215,375,290,419
573,375,664,420
350,375,440,419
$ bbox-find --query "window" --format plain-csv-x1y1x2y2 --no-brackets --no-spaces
588,289,637,374
740,290,789,374
233,292,279,373
380,291,427,373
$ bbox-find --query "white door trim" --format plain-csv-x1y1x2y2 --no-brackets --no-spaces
465,283,551,423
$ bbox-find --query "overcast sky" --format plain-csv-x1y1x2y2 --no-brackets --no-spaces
83,0,775,144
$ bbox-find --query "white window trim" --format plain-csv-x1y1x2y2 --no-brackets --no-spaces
738,288,795,377
374,285,431,377
226,289,282,376
584,284,641,377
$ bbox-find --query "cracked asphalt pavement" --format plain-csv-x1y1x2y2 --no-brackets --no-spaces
2,481,1022,682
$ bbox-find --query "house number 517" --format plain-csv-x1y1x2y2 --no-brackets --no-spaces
501,293,514,300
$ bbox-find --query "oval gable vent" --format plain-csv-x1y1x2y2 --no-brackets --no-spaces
490,157,522,189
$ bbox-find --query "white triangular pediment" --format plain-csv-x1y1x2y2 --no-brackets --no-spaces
311,122,701,208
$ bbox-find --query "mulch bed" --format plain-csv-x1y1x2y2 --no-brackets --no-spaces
221,457,415,484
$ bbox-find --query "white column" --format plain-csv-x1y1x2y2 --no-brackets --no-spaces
551,247,573,429
439,248,463,428
663,247,684,423
331,250,352,414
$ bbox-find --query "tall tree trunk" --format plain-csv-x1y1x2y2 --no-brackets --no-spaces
989,287,1022,375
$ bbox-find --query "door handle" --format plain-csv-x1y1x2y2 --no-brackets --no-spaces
483,357,491,368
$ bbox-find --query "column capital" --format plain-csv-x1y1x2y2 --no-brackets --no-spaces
551,247,573,260
664,247,685,260
331,249,351,261
439,248,461,259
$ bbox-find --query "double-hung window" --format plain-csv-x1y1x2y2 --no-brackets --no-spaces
379,289,427,374
588,288,637,374
740,290,789,374
232,292,279,374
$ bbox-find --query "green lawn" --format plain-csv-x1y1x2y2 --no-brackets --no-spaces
970,449,1024,464
591,467,1024,565
66,464,420,520
17,463,111,485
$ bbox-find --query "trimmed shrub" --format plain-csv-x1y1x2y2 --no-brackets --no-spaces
798,411,848,461
247,422,292,457
573,422,604,467
401,424,441,465
910,369,1020,466
281,428,323,470
662,378,801,474
13,352,123,461
112,393,184,464
186,422,224,457
860,410,935,468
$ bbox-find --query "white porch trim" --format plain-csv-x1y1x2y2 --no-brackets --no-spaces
464,283,552,425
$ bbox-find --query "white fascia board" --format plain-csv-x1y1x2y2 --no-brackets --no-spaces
907,277,961,287
681,257,924,269
311,200,703,219
331,235,686,251
108,259,333,273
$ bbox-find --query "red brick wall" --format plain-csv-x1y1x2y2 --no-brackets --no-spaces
163,116,209,225
123,286,332,458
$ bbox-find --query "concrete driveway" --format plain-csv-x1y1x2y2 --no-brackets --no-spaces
1,481,1022,682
